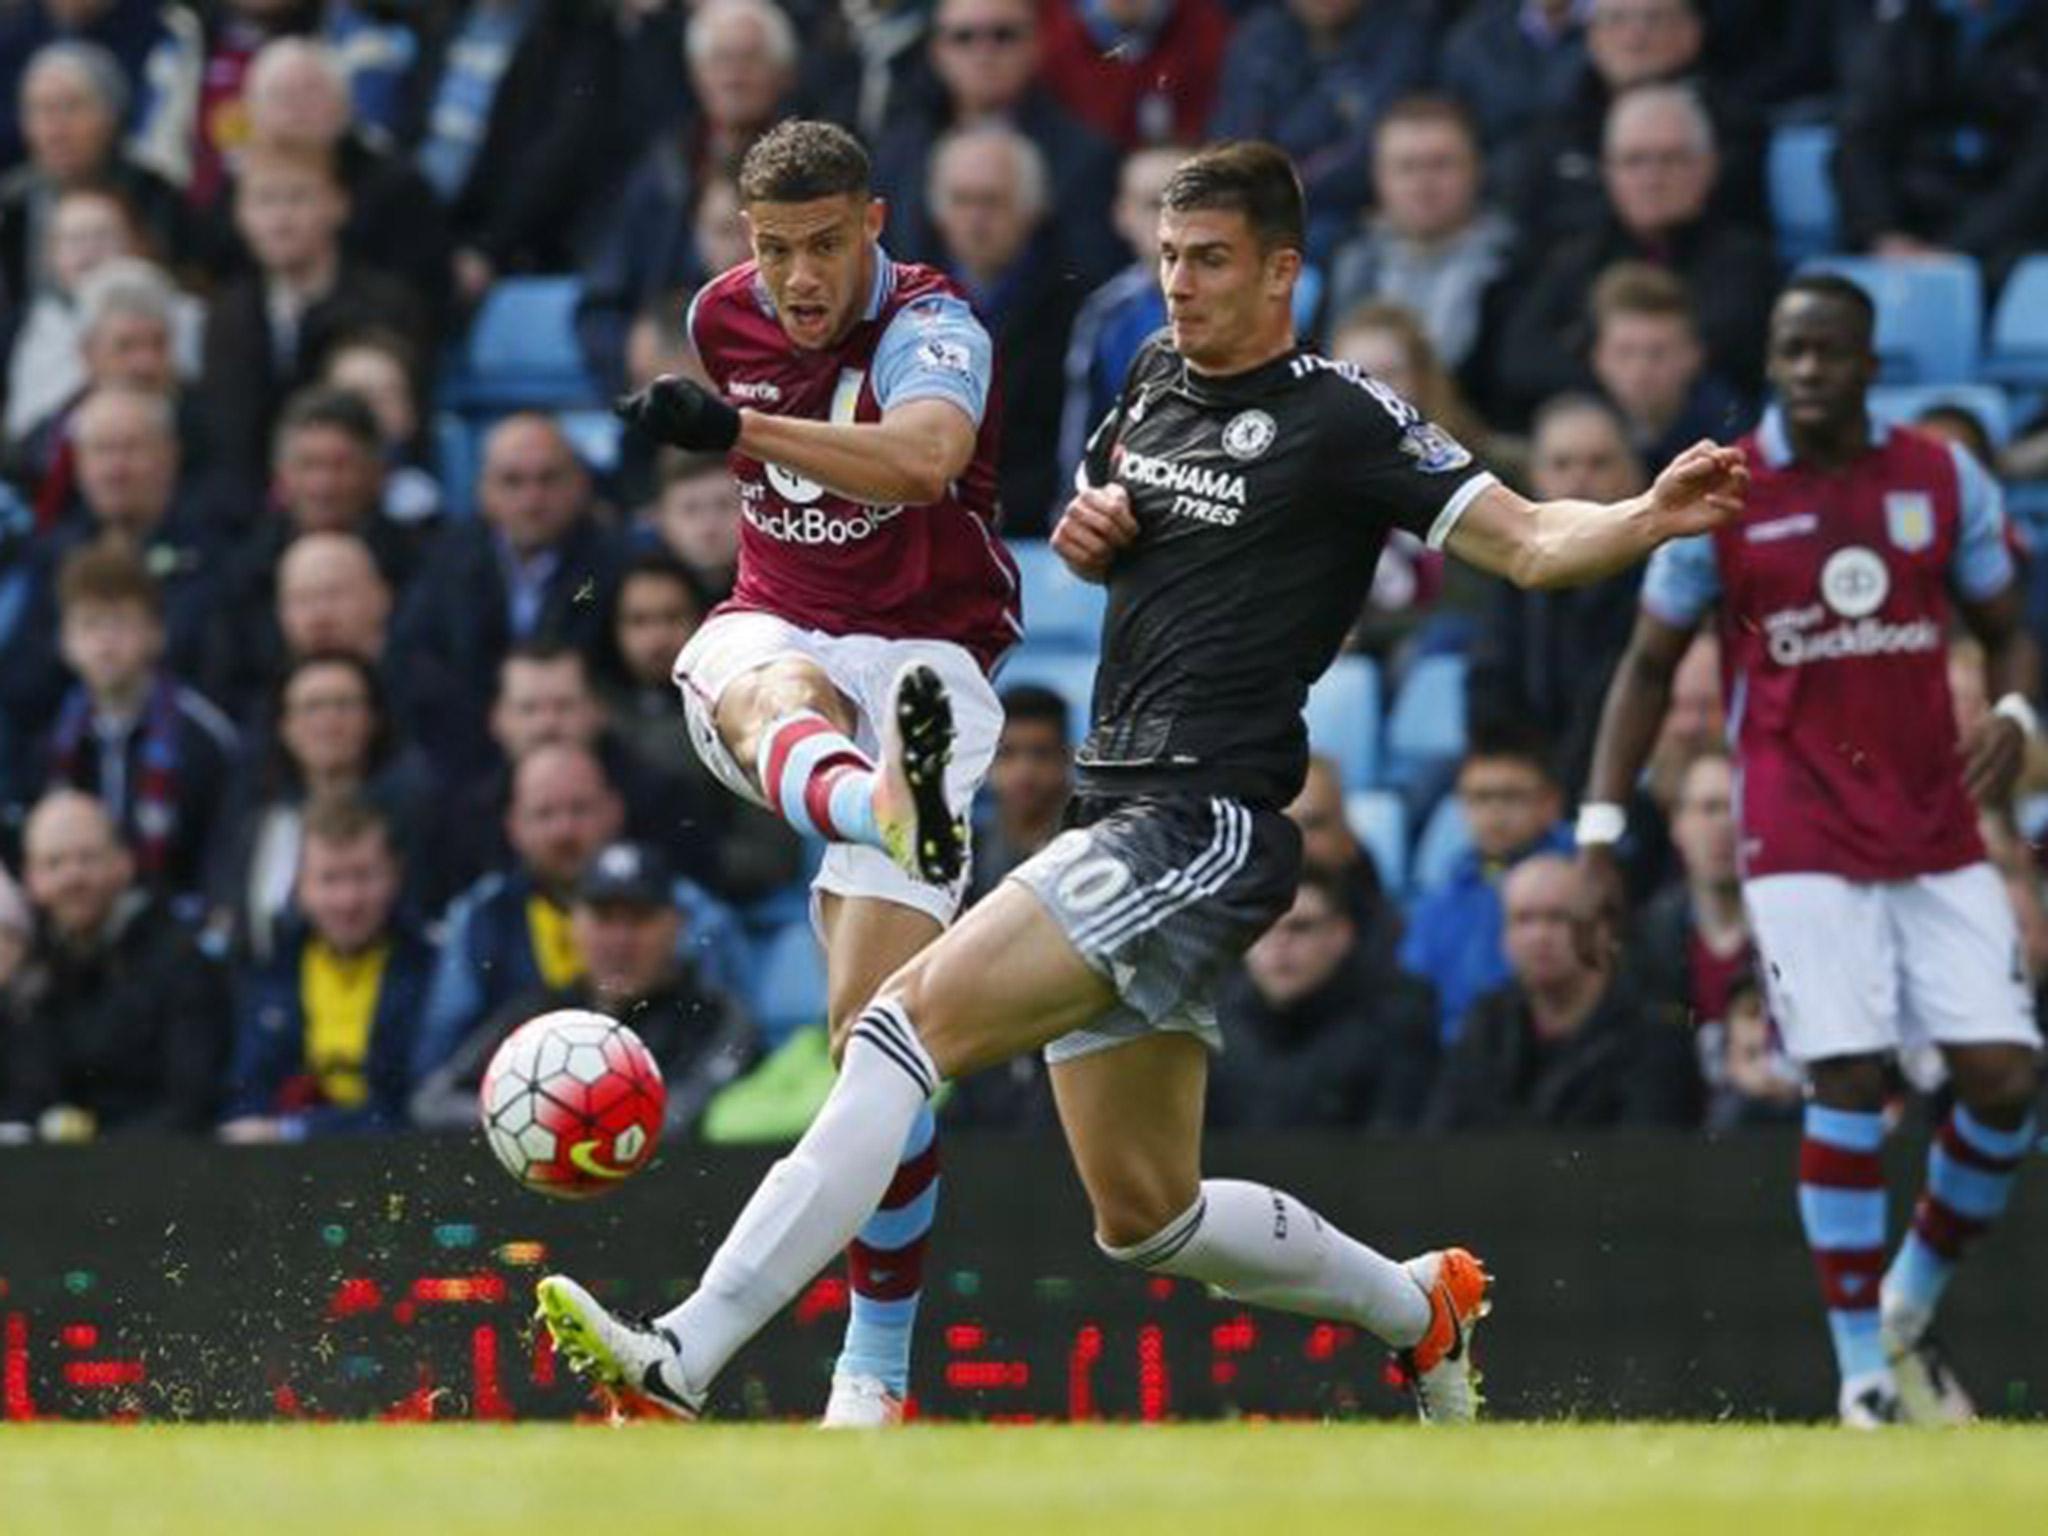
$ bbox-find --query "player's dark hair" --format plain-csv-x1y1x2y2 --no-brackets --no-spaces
1779,272,1877,344
1160,141,1305,254
999,683,1071,740
739,120,871,204
275,385,381,455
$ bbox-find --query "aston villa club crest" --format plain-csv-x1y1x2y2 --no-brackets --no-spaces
1884,491,1935,553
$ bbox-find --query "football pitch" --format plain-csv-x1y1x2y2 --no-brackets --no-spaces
5,1423,2047,1535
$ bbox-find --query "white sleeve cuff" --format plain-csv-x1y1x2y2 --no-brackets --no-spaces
1425,471,1499,551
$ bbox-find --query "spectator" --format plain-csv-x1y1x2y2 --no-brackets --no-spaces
1212,867,1438,1129
438,639,719,903
1835,0,2048,284
1322,97,1516,377
1587,261,1751,476
218,794,434,1140
1037,0,1230,150
1056,143,1181,487
411,741,626,1079
43,538,237,914
1504,0,1765,246
1428,853,1702,1129
967,682,1072,906
1207,0,1431,236
0,788,228,1137
0,40,193,305
1438,0,1587,158
411,839,756,1137
0,860,26,990
200,142,422,502
872,0,1122,283
204,651,437,963
927,122,1081,532
128,0,314,214
9,256,201,533
595,551,802,903
401,0,625,303
317,328,441,528
397,413,622,778
646,448,742,603
239,38,455,337
1323,303,1488,645
1284,752,1398,964
6,186,146,449
1399,723,1571,1042
576,0,793,391
1494,82,1776,421
1631,747,1755,1076
273,529,391,671
1705,972,1801,1131
0,3,186,175
1467,394,1647,795
41,383,218,678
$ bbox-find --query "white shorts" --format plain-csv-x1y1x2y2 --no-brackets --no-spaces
1745,863,2041,1065
673,610,1002,927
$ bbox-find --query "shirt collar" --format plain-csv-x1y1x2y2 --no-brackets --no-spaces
1757,404,1887,469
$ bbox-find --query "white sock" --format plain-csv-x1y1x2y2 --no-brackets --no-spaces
658,1000,936,1390
1103,1179,1431,1348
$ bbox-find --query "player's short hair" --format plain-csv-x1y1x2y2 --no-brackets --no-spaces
275,386,381,454
58,537,162,620
738,120,871,204
1589,261,1697,333
999,684,1070,740
1374,94,1479,149
1778,271,1878,344
302,791,396,857
1160,141,1305,254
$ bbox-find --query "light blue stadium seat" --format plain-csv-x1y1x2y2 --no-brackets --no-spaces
995,649,1096,744
1410,793,1473,893
444,277,599,410
1009,538,1107,651
750,922,827,1048
1803,256,1983,383
1868,383,2012,447
1382,654,1468,789
1768,124,1838,266
556,408,624,476
1985,255,2048,387
1304,656,1381,789
1344,789,1406,893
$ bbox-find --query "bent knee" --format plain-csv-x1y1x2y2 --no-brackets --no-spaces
1949,1044,2042,1119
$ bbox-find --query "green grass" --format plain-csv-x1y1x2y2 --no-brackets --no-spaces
4,1423,2047,1536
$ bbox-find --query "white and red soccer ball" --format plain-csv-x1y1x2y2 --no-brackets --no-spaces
480,1010,666,1197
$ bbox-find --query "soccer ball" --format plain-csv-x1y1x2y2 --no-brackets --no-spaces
480,1009,667,1198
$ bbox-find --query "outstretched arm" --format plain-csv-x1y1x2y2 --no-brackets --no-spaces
735,398,978,507
1443,440,1748,590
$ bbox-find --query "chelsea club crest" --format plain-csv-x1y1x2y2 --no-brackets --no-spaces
1221,409,1277,461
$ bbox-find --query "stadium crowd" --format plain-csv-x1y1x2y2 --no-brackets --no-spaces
0,0,2045,1145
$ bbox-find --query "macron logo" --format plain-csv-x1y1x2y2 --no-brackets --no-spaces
730,379,782,403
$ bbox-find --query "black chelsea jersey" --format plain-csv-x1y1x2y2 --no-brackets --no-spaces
1072,334,1497,808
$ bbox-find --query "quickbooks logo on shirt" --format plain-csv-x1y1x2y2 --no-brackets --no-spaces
1115,448,1246,527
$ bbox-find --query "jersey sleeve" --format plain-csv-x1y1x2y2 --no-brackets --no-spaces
1323,368,1497,548
1639,533,1721,626
871,294,994,426
1946,441,2017,601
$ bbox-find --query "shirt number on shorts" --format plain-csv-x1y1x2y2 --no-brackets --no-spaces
1056,854,1135,914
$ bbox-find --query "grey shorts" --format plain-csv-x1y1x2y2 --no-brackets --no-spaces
1008,794,1302,1065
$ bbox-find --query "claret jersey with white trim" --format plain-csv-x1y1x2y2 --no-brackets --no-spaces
1075,333,1495,807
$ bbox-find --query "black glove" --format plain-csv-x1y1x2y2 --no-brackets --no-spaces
613,374,742,452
